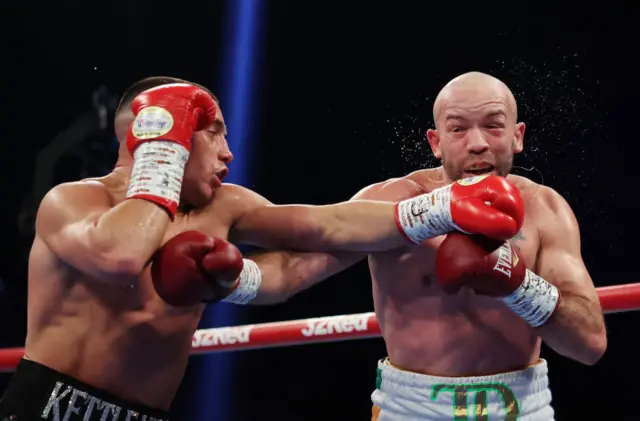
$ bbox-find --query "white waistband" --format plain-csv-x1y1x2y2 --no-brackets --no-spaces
377,358,549,392
373,359,554,420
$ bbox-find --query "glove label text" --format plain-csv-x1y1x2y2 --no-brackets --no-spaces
456,174,490,186
132,106,174,139
493,242,514,278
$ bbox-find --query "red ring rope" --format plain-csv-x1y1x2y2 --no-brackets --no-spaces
0,283,637,372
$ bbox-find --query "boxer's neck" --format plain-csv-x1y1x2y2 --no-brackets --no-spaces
107,145,133,203
114,142,133,169
433,166,453,185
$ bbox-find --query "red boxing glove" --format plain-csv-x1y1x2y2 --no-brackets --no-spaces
151,231,260,307
435,232,560,327
395,175,524,243
126,84,217,217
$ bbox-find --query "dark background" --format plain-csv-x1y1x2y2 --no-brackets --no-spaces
0,1,637,420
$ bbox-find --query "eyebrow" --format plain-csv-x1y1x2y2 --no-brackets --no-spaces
485,110,507,119
215,119,228,135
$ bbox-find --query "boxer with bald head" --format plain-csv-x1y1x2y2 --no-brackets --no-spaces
0,76,523,420
260,72,607,420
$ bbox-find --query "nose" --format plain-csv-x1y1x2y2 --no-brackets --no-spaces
219,149,233,164
466,128,490,155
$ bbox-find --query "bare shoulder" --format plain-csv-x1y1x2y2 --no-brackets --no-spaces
508,175,572,215
353,173,429,201
405,167,448,190
507,174,541,196
214,183,272,207
36,181,113,237
38,181,112,218
509,176,579,241
203,183,273,225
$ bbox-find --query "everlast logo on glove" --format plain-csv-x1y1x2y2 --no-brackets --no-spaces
41,382,167,421
492,242,515,278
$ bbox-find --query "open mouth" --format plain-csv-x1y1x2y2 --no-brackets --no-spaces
464,164,495,176
215,169,229,182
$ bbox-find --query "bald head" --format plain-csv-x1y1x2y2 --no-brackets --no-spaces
433,72,518,126
425,71,526,181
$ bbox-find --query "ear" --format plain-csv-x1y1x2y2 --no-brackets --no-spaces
114,110,135,143
426,129,442,159
513,122,525,154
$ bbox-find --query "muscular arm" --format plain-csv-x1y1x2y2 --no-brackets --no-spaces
36,182,170,284
534,188,607,365
225,178,420,304
246,251,365,304
226,178,426,252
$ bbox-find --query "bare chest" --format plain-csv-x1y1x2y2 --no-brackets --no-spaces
162,210,230,244
371,222,540,298
124,212,230,308
58,212,232,324
369,224,542,372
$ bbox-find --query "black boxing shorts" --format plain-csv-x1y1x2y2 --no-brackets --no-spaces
0,359,170,421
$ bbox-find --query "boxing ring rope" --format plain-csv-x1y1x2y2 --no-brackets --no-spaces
0,283,638,372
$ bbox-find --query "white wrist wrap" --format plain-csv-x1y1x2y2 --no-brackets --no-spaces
395,185,460,244
126,141,190,206
222,259,262,305
501,269,560,327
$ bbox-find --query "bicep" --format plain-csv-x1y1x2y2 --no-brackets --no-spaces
351,177,424,201
227,184,337,249
36,183,120,279
537,247,596,299
233,204,334,249
535,190,599,302
230,177,423,249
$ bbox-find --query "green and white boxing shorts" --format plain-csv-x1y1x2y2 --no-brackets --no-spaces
371,358,553,420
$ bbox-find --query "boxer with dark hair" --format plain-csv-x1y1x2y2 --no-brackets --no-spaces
0,77,523,420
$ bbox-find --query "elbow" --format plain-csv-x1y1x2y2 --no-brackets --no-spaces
95,249,148,279
90,236,148,279
579,331,608,366
86,227,148,278
273,259,314,303
270,278,304,304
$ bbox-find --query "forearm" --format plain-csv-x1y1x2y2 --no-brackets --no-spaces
95,131,190,271
90,199,170,271
237,201,409,252
320,200,409,251
244,251,364,305
537,291,607,365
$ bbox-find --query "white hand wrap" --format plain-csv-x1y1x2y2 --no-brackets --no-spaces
395,185,462,244
222,259,262,305
501,269,560,327
126,141,189,207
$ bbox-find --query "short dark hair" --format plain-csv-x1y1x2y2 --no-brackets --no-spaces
115,76,218,115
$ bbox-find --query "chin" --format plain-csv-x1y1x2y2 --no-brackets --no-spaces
181,185,214,209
